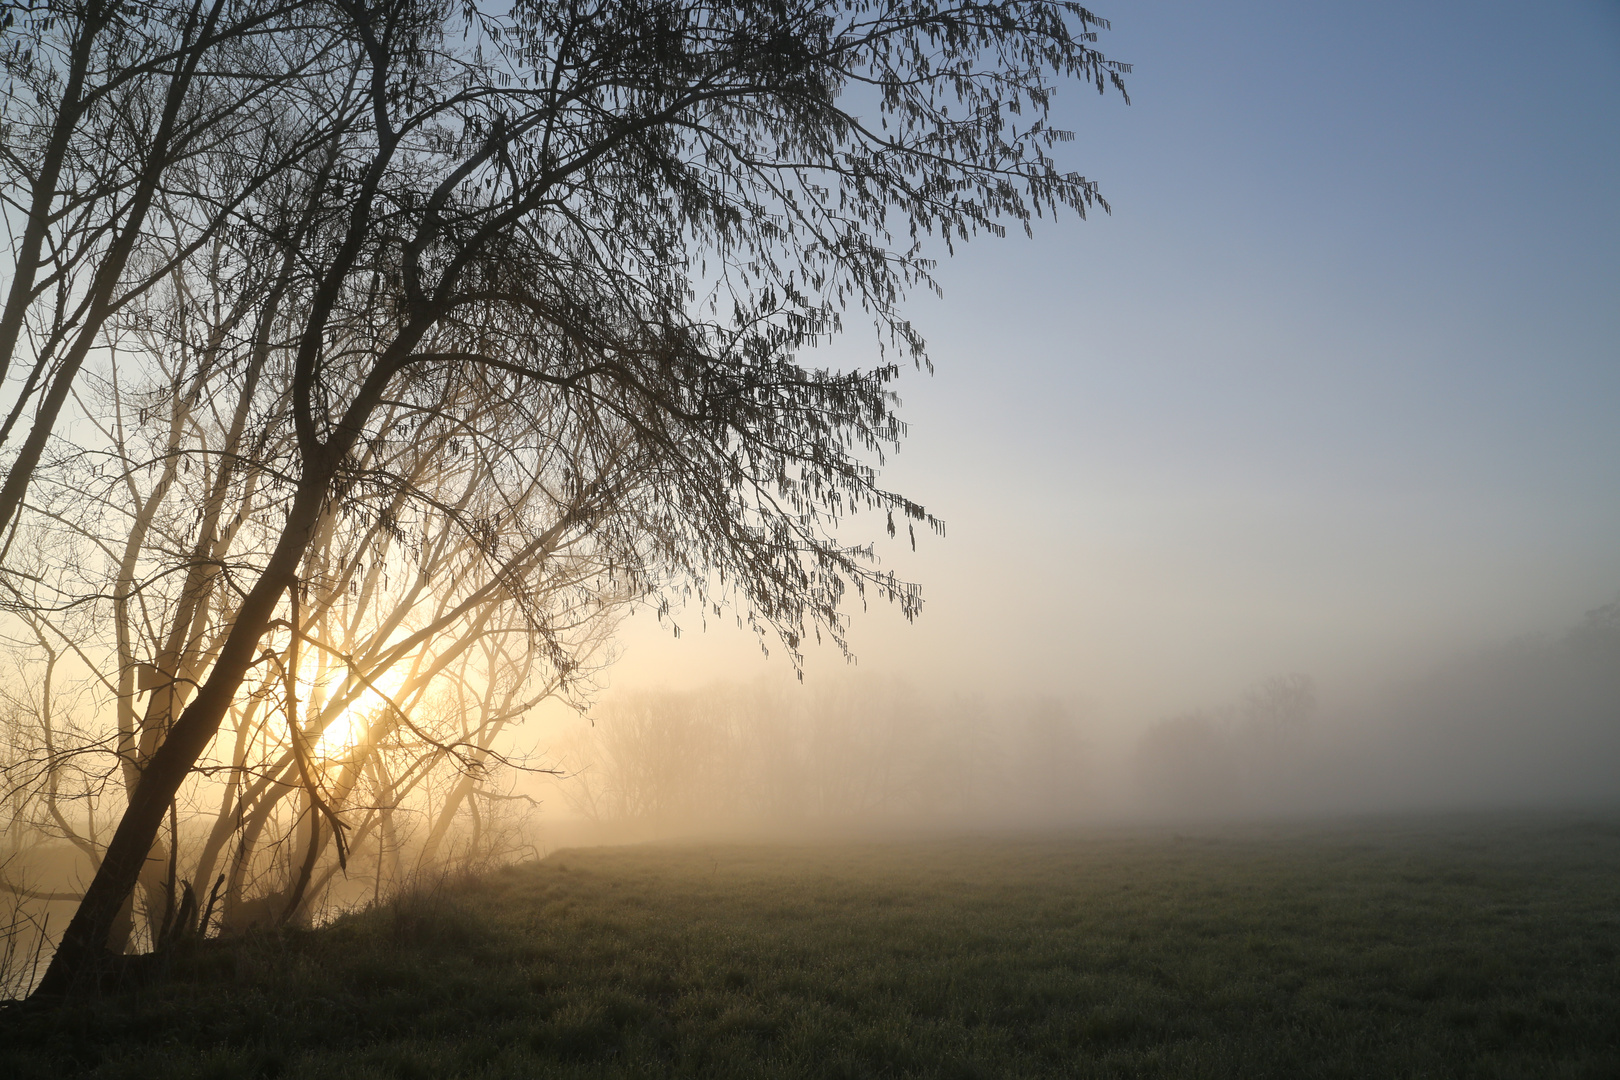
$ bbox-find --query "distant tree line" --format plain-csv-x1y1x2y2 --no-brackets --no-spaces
1131,601,1620,816
1133,673,1316,816
555,679,1092,829
555,610,1620,832
1341,600,1620,809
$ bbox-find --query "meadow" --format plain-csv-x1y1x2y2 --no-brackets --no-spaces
3,813,1618,1078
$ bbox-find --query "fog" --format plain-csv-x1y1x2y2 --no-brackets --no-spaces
516,0,1620,842
529,598,1620,841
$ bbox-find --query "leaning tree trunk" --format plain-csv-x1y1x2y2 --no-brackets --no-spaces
31,482,326,995
33,90,411,990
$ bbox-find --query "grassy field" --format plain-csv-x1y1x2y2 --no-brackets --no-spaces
3,813,1618,1078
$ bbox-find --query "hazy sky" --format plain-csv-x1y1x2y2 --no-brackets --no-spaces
605,0,1620,723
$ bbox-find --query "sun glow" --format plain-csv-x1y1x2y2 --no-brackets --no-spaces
311,665,411,760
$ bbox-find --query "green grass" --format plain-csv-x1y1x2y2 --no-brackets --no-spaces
4,813,1619,1078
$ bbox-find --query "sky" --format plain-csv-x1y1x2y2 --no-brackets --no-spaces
600,0,1620,727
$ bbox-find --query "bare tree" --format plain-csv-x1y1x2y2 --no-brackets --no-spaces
10,0,1127,997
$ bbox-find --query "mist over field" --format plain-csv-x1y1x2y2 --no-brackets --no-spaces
531,598,1620,841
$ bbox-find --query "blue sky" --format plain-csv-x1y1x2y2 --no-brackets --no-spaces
609,0,1620,723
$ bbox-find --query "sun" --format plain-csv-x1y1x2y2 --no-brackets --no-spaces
312,664,410,760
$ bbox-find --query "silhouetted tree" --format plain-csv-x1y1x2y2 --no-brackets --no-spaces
0,1,346,534
10,0,1128,996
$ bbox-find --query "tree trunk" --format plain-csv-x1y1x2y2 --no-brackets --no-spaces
32,479,325,996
